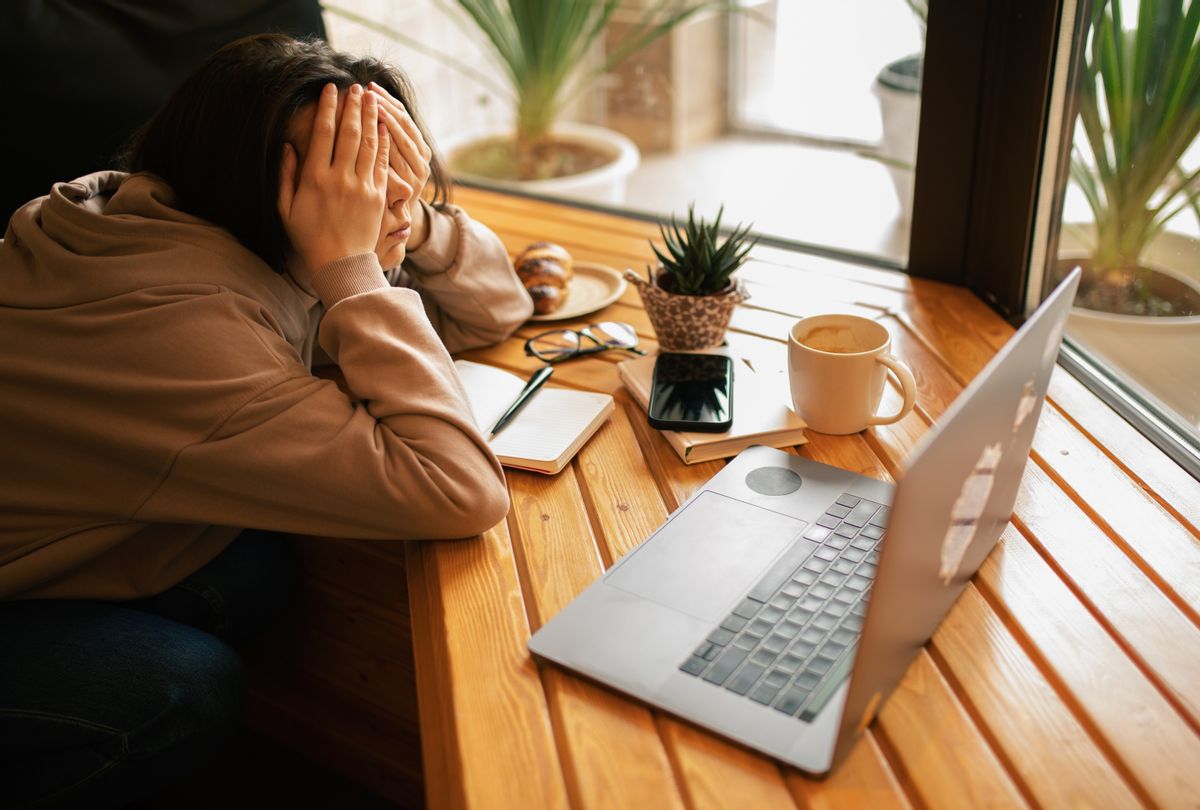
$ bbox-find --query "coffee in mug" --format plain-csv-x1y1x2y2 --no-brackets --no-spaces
787,314,916,435
801,324,869,354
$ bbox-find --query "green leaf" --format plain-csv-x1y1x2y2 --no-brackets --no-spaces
649,203,756,295
1069,0,1200,276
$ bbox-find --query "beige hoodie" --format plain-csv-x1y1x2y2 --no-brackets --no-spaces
0,171,534,600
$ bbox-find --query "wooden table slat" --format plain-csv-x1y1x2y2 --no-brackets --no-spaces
979,527,1200,808
800,431,895,487
941,287,1019,352
930,585,1144,809
785,733,914,810
540,671,687,810
884,312,975,421
507,466,688,808
469,207,658,266
874,652,1030,809
571,403,671,558
407,523,571,810
463,185,911,290
1016,459,1200,725
748,244,918,294
1046,369,1200,531
1031,404,1200,616
657,718,803,810
459,188,661,242
738,261,911,312
890,306,997,388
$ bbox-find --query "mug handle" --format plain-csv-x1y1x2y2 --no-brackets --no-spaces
867,353,917,426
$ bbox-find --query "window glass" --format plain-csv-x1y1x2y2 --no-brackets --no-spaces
1040,0,1200,447
322,0,926,267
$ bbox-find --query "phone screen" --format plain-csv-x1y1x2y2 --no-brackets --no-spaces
648,353,733,430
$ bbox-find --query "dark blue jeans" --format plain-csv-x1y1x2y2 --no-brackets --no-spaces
0,530,298,809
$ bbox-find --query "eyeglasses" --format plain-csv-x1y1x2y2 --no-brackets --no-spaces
524,321,648,363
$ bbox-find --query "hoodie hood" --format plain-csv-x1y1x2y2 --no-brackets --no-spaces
2,171,314,347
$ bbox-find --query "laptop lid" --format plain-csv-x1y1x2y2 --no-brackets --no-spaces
828,268,1081,767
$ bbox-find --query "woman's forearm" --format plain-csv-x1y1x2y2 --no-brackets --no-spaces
393,202,533,353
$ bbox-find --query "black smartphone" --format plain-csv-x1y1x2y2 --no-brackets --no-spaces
647,352,734,433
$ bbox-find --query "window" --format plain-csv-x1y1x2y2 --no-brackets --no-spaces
1029,0,1200,471
322,0,927,267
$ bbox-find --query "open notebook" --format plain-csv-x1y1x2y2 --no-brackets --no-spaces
618,352,806,464
455,360,614,474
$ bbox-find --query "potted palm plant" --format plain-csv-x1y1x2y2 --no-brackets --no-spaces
325,1,737,203
626,205,757,351
1055,0,1200,423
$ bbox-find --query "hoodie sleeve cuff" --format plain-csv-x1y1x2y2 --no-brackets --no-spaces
310,253,389,306
404,201,458,276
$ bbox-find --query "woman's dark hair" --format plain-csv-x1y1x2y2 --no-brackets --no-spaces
121,33,450,272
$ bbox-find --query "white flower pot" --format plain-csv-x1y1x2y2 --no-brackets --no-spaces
439,122,640,206
1058,227,1200,427
873,54,921,218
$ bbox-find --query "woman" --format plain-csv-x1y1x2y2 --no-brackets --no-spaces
0,34,532,806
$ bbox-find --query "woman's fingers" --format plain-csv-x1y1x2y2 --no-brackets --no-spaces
332,84,364,170
306,83,339,172
375,123,390,190
379,106,425,179
356,90,379,178
279,84,390,271
365,84,432,203
369,82,432,160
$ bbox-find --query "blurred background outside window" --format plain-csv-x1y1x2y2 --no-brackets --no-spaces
323,0,1198,463
321,0,925,266
1035,0,1199,451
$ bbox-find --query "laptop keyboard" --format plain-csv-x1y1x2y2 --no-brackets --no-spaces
678,493,888,721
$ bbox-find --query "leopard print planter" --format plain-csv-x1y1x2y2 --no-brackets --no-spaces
625,269,750,351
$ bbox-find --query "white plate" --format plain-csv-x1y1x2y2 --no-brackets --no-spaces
528,262,627,321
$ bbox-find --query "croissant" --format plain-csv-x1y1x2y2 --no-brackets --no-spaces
516,242,574,314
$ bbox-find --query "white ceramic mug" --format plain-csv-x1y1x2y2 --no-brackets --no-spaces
787,314,917,435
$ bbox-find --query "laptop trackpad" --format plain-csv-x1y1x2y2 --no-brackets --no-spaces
605,491,807,623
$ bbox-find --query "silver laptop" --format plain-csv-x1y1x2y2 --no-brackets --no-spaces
529,269,1081,774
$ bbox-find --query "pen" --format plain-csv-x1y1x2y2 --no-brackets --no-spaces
489,365,554,439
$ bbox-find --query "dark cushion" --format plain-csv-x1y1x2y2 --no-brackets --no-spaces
1,0,325,228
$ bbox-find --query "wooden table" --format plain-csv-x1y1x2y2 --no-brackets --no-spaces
255,186,1200,809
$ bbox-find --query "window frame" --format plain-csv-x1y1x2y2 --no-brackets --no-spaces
913,0,1198,479
906,0,1075,319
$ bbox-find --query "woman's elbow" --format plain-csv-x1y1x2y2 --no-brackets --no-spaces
422,447,511,537
508,293,535,334
424,471,508,538
490,273,536,340
442,293,532,354
482,292,534,346
465,474,511,535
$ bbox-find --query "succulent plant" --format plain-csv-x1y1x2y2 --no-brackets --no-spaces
650,205,758,296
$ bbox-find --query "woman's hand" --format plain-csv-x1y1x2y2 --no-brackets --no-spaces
279,83,391,272
368,82,433,249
